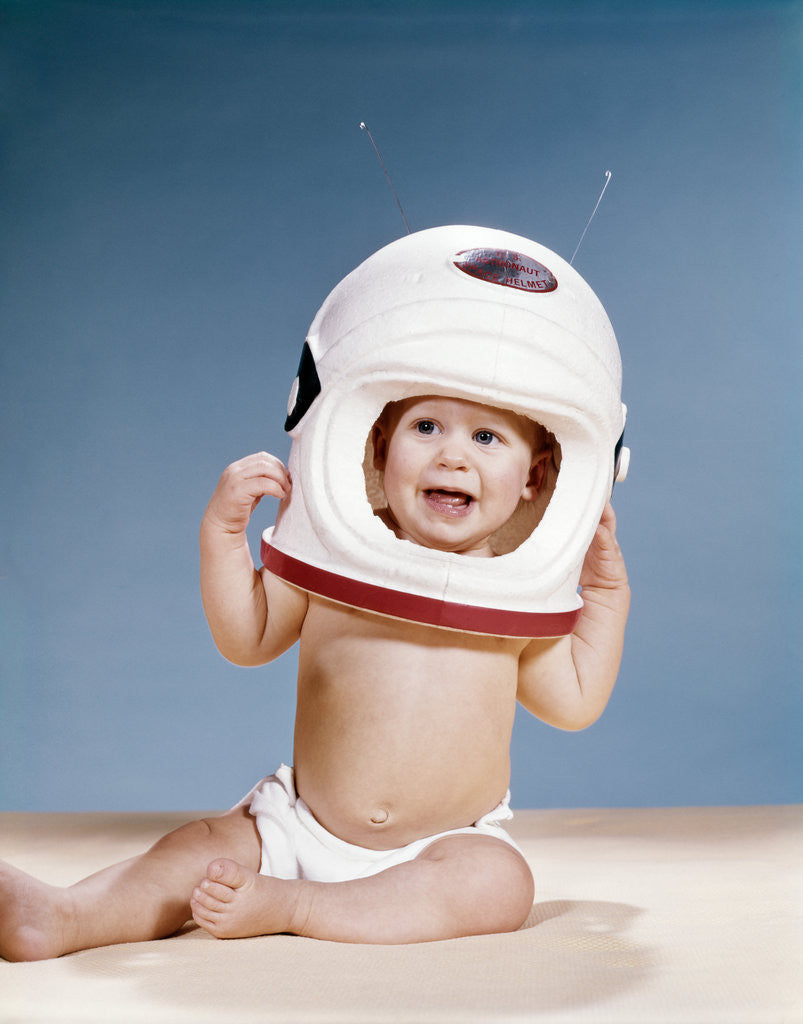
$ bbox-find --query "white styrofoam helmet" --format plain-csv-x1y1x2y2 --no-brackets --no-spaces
262,225,628,638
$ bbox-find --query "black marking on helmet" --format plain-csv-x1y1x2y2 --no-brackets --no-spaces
612,428,626,495
285,341,321,432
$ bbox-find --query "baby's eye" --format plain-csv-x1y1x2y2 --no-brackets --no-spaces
473,429,499,446
415,420,440,436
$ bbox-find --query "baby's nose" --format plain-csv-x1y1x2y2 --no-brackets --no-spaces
436,442,471,470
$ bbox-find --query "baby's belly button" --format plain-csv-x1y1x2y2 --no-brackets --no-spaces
351,802,401,836
323,800,430,849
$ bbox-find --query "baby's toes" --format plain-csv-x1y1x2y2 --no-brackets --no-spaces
199,878,235,904
191,882,226,914
191,900,227,937
206,857,255,892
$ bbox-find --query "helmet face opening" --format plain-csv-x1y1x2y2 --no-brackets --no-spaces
264,225,627,638
362,406,562,557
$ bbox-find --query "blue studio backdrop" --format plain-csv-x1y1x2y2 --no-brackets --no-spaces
1,0,800,811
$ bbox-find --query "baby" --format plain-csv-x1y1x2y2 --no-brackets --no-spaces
0,393,629,960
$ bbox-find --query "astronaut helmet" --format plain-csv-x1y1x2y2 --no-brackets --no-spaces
262,224,628,638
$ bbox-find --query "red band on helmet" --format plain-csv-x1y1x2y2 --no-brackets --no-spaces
262,541,581,639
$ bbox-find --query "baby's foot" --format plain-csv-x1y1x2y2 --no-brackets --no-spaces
190,859,302,940
0,860,71,961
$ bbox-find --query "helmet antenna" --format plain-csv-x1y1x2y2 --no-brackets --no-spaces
570,170,612,265
359,122,411,235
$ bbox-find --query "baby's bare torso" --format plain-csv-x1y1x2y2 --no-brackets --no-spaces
293,595,529,851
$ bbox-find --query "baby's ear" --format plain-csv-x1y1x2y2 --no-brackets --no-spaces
521,450,551,502
372,422,389,471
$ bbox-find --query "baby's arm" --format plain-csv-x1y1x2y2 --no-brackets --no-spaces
517,503,630,730
200,452,308,666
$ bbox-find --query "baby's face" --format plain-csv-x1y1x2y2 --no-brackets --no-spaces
373,396,549,557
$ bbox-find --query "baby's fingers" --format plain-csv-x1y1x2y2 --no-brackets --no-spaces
231,452,291,498
205,452,291,532
579,503,627,589
596,501,617,538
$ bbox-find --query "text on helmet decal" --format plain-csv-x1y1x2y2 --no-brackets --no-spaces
453,248,558,293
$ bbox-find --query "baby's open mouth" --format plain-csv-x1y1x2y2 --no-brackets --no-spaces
424,489,473,514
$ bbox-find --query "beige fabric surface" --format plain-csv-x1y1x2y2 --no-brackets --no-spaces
1,805,800,1024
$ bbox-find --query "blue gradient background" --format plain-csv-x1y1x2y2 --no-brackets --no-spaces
1,1,799,811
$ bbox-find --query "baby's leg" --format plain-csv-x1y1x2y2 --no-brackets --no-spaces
191,833,534,944
0,803,260,961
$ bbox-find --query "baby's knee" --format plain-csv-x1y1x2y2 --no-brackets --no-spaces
420,836,534,934
150,817,215,853
483,844,535,931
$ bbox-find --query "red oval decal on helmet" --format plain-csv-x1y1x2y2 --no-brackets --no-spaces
453,248,557,293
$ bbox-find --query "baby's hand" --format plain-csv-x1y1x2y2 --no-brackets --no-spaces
579,503,628,591
203,452,291,535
